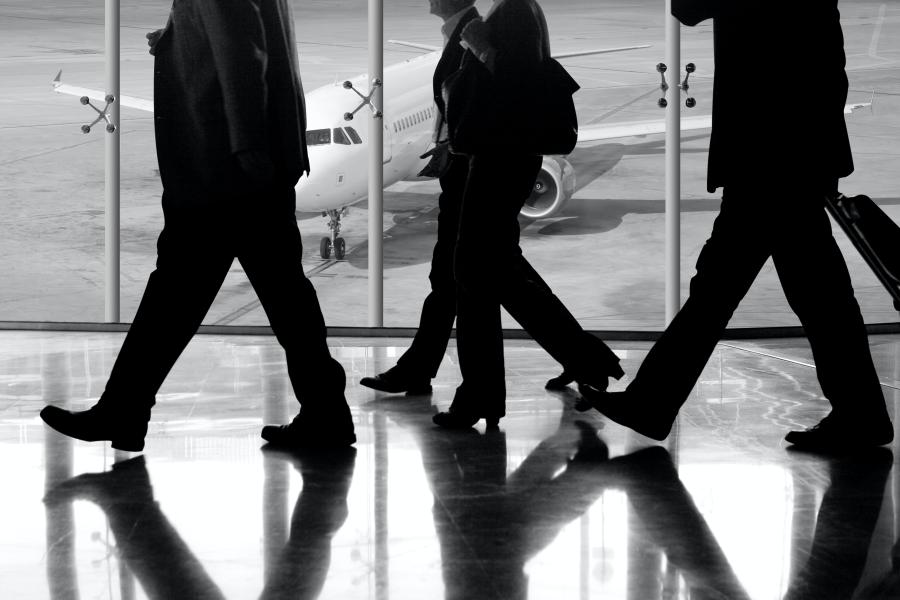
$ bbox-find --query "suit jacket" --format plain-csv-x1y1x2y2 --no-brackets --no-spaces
153,0,309,203
672,0,852,192
433,7,480,142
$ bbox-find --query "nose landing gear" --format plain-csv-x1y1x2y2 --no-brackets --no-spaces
320,207,349,260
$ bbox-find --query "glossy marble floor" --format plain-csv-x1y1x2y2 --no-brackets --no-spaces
2,331,900,600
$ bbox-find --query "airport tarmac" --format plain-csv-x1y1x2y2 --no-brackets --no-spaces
0,0,898,330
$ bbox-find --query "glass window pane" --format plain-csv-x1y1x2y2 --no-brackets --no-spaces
0,2,128,321
382,1,668,331
841,0,900,325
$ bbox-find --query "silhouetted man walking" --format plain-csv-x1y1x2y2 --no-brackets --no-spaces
41,0,355,450
581,0,893,451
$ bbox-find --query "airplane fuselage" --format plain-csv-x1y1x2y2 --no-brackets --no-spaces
296,51,441,213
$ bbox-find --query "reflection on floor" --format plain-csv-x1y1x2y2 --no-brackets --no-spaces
1,331,900,599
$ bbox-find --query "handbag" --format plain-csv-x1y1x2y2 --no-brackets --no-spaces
442,52,580,156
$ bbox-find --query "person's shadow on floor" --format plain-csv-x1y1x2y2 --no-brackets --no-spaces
370,397,751,599
44,449,357,600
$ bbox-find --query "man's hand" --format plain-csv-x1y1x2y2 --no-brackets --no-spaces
235,149,275,184
460,18,495,69
417,142,451,178
146,28,166,56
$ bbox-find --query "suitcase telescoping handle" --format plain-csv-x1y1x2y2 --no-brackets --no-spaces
825,193,900,313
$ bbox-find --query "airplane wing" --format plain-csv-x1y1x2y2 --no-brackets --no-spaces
577,114,712,143
52,70,154,113
387,40,441,52
578,101,871,143
553,45,651,59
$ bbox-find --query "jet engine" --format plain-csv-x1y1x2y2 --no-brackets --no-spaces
519,156,576,220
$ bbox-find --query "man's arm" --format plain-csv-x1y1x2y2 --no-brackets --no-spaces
194,0,269,155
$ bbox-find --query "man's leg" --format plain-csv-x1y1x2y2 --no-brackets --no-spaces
41,198,233,450
362,156,468,395
445,155,526,421
397,155,467,378
582,188,771,439
239,189,354,446
104,202,233,400
772,192,892,447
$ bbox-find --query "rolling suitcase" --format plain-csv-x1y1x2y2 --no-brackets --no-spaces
825,193,900,312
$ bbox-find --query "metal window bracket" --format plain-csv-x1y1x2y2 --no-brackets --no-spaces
342,78,383,121
680,63,696,108
656,63,669,107
79,94,117,134
656,62,697,108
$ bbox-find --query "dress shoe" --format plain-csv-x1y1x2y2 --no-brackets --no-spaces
261,409,356,448
40,402,150,452
571,361,626,394
360,367,432,395
575,388,676,441
784,412,893,452
562,335,626,393
432,410,500,430
545,370,575,391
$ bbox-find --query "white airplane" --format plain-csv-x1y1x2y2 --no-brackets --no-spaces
53,44,873,260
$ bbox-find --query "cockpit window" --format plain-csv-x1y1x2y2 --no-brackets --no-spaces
333,128,351,145
306,128,331,146
345,126,362,144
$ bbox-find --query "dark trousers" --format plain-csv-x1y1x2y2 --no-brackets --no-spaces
629,184,887,419
452,154,620,417
103,186,344,413
395,155,468,378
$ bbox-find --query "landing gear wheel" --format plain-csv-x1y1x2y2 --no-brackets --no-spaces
319,237,332,259
334,237,346,260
